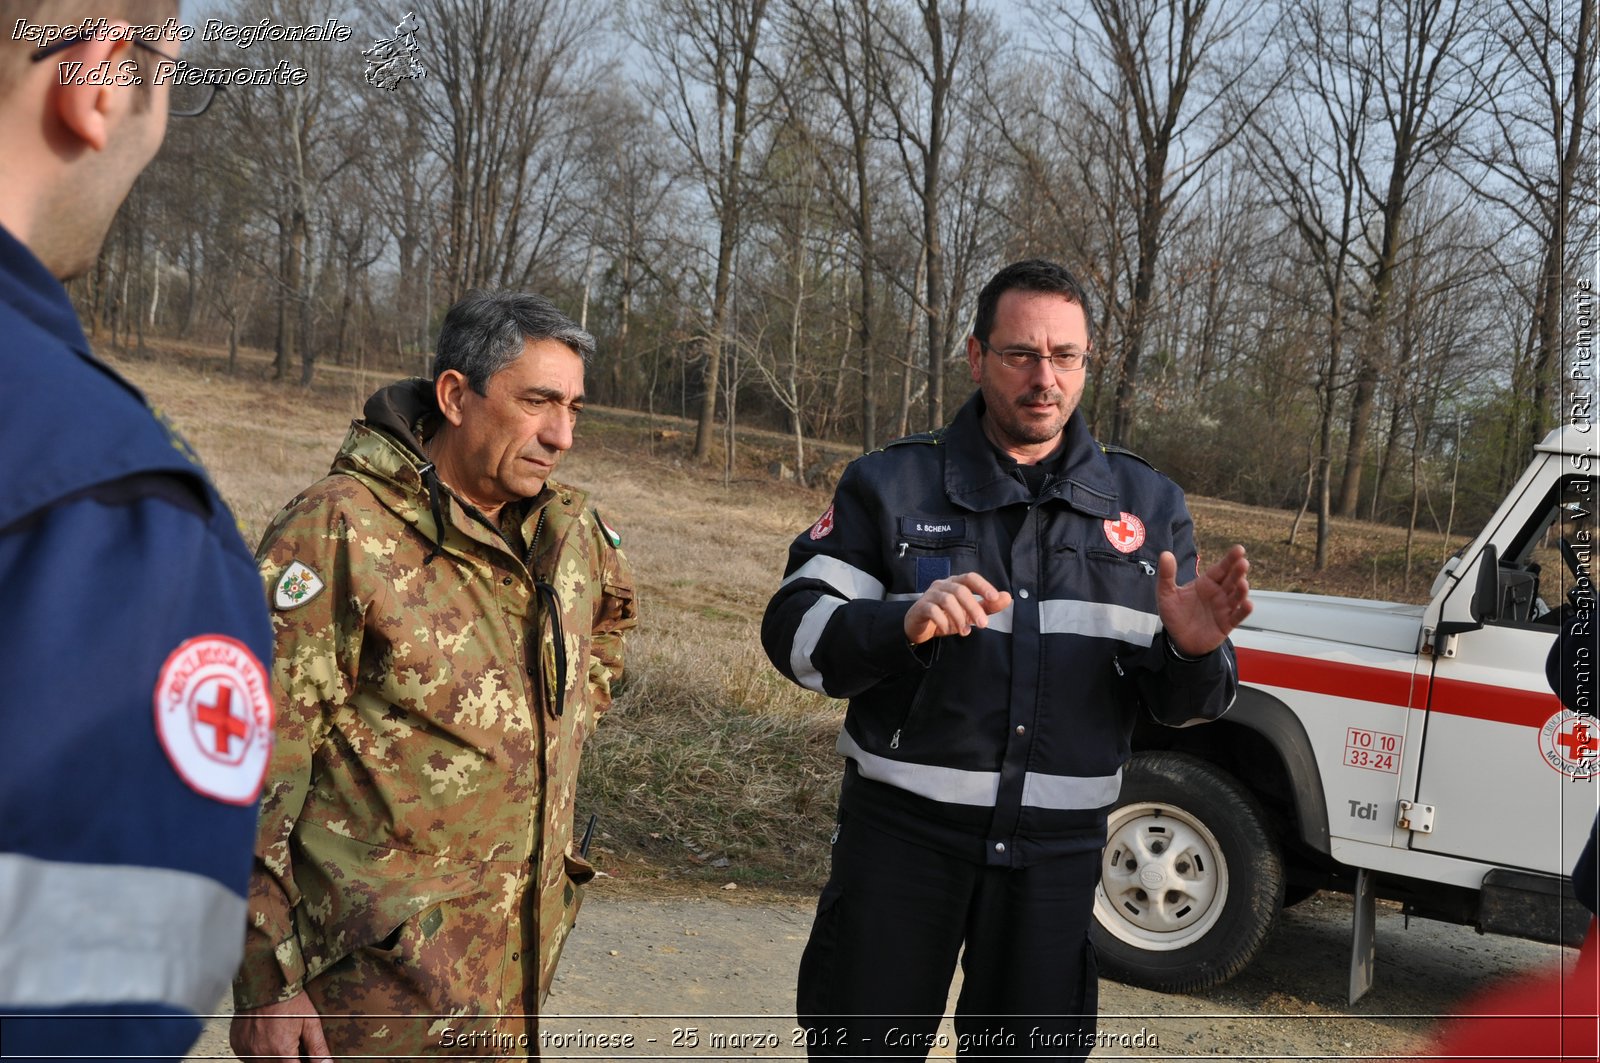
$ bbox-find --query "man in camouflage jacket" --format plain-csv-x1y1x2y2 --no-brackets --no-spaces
230,291,637,1058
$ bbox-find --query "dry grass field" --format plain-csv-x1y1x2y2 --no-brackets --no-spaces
110,339,1472,893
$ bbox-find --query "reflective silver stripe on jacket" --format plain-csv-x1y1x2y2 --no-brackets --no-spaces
839,729,1122,810
1039,599,1160,645
791,598,844,693
941,600,1158,644
782,555,886,601
785,556,887,693
0,852,245,1012
1020,766,1124,809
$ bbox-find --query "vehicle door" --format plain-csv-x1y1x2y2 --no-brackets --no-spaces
1413,471,1595,874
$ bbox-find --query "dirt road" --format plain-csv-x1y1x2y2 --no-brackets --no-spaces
188,881,1570,1060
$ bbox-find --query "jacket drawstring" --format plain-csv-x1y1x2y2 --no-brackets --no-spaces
535,580,567,717
417,463,447,565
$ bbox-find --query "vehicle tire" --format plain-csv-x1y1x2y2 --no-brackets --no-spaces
1091,751,1284,993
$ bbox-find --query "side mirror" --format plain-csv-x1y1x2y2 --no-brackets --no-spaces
1471,545,1501,624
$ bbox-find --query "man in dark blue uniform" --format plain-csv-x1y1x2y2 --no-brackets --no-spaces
763,260,1252,1059
0,6,274,1060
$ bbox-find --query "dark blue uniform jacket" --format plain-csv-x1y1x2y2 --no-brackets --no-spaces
0,224,273,1062
762,392,1236,867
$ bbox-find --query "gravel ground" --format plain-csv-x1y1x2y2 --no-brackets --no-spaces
186,882,1573,1061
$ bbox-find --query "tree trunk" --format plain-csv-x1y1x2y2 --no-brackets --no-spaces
1371,399,1406,522
1527,0,1595,451
692,0,770,462
615,254,633,406
1110,181,1165,446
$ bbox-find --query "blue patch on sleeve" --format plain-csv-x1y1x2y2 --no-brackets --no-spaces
915,555,951,592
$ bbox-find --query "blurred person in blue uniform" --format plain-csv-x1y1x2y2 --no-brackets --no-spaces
0,3,274,1060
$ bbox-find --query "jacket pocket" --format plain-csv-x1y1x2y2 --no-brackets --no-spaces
600,578,636,623
535,850,597,1003
1083,548,1159,615
896,536,979,593
290,820,485,981
364,900,447,958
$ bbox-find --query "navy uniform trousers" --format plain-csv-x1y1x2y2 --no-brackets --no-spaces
797,815,1099,1061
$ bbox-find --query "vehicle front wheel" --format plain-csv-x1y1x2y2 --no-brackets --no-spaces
1091,752,1284,993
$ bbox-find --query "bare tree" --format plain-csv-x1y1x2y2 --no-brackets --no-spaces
778,0,887,450
745,118,830,484
1246,0,1374,568
872,0,986,430
981,55,1133,434
574,84,685,407
633,0,774,460
352,39,445,365
202,0,367,385
1464,0,1597,462
1334,0,1488,514
1031,0,1269,445
414,0,599,294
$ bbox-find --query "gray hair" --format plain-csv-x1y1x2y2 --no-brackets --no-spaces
434,289,594,394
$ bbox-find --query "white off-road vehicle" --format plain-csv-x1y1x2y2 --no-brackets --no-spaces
1092,425,1598,1001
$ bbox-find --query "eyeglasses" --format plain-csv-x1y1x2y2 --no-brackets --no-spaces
977,338,1089,373
31,33,219,117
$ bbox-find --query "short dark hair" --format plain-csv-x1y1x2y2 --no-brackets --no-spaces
972,259,1095,346
0,1,178,105
434,289,594,394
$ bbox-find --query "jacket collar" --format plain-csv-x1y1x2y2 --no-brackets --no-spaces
361,375,438,458
0,222,91,356
0,221,151,407
943,390,1121,519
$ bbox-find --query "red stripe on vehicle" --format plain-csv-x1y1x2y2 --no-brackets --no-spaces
1236,647,1561,728
1426,677,1560,728
1236,647,1419,708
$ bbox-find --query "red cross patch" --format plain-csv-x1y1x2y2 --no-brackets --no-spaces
1103,512,1146,553
153,635,274,805
809,503,835,541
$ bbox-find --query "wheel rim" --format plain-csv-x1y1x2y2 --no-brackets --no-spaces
1095,800,1229,951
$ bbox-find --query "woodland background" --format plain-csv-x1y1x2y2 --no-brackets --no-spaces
78,0,1597,566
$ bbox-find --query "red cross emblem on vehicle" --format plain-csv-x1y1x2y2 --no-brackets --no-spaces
1558,720,1597,762
1539,709,1600,779
1103,511,1146,553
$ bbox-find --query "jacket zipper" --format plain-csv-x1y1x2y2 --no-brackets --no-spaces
890,680,934,750
524,505,552,1026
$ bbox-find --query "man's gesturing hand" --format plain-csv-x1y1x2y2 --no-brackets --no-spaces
229,991,333,1063
904,573,1013,645
1157,543,1252,658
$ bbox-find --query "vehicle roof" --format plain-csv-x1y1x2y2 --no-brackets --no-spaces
1535,422,1600,457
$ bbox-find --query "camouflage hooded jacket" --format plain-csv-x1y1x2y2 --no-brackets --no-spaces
234,378,636,1018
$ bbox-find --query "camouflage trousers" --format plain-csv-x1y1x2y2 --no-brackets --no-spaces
306,887,537,1059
